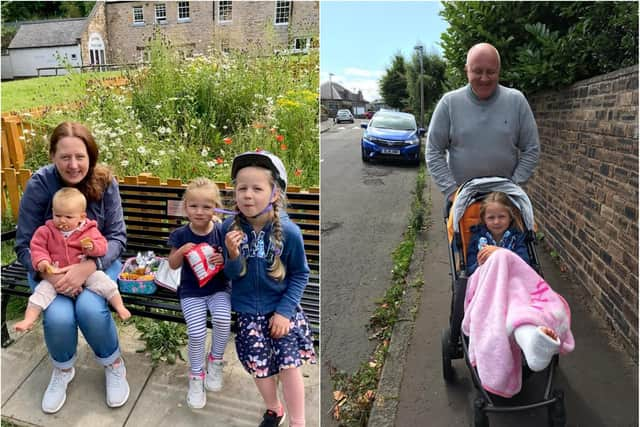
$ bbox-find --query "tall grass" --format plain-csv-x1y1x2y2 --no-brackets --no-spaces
19,35,319,188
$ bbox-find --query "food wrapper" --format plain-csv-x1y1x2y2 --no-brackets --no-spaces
184,243,223,287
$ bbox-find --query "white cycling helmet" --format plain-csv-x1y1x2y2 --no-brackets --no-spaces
231,150,288,191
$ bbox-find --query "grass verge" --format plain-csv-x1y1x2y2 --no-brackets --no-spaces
330,163,427,426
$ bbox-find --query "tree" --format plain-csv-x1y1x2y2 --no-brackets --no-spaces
1,1,95,22
379,53,409,110
407,49,446,126
439,1,638,95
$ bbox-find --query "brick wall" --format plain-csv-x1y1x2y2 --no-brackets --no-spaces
526,65,638,355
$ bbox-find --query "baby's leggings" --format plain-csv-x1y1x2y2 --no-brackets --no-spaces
255,367,305,427
181,292,231,375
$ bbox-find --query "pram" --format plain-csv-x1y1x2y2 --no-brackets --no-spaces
440,177,566,427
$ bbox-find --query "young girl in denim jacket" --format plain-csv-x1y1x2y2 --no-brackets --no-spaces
224,151,316,427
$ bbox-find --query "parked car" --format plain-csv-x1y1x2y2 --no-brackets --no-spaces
360,111,425,165
335,109,354,124
365,110,375,119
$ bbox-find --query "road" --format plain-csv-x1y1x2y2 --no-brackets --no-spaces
320,120,419,425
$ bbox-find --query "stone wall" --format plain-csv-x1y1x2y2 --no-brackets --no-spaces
527,65,638,355
103,1,318,63
105,1,215,63
81,1,107,65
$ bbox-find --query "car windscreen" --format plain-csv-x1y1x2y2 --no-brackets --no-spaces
370,115,415,130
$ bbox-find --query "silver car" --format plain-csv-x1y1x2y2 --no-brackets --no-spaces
335,109,354,124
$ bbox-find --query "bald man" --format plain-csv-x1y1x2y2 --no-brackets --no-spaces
426,43,540,200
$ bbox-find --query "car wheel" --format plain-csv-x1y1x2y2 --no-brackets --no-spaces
361,147,369,162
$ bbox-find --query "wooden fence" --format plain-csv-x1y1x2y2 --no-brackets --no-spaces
1,168,319,222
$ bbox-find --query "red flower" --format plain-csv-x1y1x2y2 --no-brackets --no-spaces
294,168,303,176
276,134,284,143
280,144,287,151
216,157,224,164
223,137,232,145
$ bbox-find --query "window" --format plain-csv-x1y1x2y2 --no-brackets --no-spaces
291,37,313,52
274,1,291,25
133,6,144,24
178,2,190,20
155,3,167,23
218,1,232,22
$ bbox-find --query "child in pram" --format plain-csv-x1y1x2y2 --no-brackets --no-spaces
461,190,575,397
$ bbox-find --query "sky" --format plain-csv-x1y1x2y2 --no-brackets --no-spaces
320,1,449,102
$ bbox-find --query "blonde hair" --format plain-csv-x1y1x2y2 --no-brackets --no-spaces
480,192,524,232
52,187,87,213
231,167,287,281
183,177,223,222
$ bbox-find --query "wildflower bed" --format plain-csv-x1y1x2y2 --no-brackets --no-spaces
15,38,319,189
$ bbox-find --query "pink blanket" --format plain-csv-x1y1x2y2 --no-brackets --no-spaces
461,249,574,397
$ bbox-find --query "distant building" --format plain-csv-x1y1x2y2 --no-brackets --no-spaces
320,81,368,118
4,1,318,79
7,18,87,78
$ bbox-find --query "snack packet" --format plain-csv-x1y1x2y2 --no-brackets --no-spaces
184,243,223,287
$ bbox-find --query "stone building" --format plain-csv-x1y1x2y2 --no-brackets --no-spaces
95,0,318,63
4,1,318,78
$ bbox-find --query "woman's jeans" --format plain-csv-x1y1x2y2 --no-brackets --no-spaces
28,261,123,369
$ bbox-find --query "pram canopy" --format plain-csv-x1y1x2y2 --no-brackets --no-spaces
451,177,535,233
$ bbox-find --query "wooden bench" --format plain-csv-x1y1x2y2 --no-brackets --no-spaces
1,176,319,347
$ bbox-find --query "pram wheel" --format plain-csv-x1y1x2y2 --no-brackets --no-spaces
471,394,489,427
441,328,455,382
547,390,566,427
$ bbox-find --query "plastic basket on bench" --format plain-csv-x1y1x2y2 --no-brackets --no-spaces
118,256,160,295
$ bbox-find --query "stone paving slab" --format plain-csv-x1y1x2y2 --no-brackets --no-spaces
1,319,320,426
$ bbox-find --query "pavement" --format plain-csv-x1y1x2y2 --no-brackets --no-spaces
1,320,319,426
320,119,334,133
369,176,639,426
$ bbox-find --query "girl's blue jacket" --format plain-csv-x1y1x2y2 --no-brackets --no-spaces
222,212,309,319
466,224,530,275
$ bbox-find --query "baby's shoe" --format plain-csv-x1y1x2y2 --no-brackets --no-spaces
514,324,561,372
187,372,206,409
205,354,225,392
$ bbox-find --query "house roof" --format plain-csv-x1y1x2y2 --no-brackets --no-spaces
8,18,86,49
320,81,368,103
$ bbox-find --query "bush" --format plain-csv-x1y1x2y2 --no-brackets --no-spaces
440,2,638,94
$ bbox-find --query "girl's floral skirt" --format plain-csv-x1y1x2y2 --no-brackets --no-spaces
235,307,317,378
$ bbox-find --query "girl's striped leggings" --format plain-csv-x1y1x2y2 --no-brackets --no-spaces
180,292,231,375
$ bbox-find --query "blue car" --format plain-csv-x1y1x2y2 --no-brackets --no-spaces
360,111,425,165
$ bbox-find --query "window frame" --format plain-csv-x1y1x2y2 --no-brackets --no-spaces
218,1,232,23
177,1,191,21
132,6,144,25
155,3,167,23
274,1,291,25
291,37,312,53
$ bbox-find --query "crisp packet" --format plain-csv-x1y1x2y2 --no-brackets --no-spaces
184,243,223,287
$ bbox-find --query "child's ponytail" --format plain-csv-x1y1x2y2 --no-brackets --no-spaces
268,200,286,282
231,203,248,277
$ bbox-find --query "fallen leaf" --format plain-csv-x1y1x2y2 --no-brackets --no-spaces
364,390,375,401
369,361,377,368
333,390,345,401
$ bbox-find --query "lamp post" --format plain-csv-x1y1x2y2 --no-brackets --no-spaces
414,44,424,129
